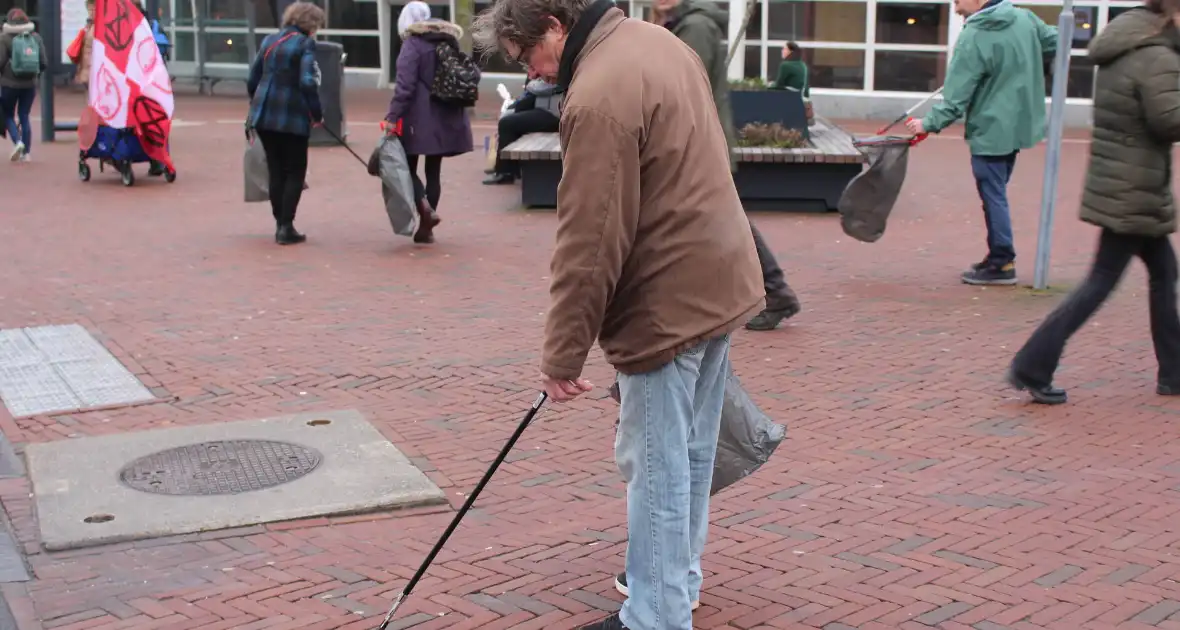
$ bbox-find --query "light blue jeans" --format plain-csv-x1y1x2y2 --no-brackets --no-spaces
616,334,730,630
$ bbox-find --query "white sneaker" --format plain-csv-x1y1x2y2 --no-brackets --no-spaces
9,142,24,162
18,153,30,162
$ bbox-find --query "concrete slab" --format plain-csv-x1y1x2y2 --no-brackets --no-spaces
27,409,446,551
0,324,155,417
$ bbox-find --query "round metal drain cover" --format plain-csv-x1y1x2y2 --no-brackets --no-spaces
119,440,323,496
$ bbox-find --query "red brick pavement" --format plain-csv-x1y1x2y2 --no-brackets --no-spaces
0,90,1179,630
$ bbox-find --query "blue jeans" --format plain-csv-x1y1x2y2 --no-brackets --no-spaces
971,152,1018,267
616,334,730,630
0,87,35,154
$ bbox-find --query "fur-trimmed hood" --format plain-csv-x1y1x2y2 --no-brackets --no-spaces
402,19,462,41
2,22,34,36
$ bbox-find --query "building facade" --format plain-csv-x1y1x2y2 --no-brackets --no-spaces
4,0,1143,123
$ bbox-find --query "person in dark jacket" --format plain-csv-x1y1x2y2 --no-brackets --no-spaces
1008,0,1180,405
483,74,561,185
246,1,325,246
772,42,809,95
0,9,48,162
382,1,476,244
651,0,803,331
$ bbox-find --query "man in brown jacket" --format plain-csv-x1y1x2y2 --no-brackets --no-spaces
473,1,764,628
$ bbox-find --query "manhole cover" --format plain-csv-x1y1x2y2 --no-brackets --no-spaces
119,440,323,496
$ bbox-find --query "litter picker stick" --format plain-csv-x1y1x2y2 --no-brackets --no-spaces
375,392,550,630
876,86,945,135
318,123,369,167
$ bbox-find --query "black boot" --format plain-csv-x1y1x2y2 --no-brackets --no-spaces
482,172,515,185
1007,369,1066,405
276,224,306,245
746,296,801,331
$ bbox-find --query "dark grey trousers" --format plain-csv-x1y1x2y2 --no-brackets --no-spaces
750,222,799,311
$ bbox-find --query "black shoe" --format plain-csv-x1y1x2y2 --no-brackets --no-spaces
613,572,700,610
962,263,1017,286
745,301,801,331
578,613,629,630
276,224,306,245
1007,369,1067,405
1158,383,1180,396
968,257,989,272
482,172,515,185
148,162,165,176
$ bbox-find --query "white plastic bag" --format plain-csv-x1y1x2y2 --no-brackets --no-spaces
368,134,418,237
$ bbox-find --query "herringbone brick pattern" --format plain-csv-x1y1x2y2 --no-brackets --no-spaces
1,91,1178,630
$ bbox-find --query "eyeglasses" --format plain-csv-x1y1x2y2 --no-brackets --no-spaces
509,45,533,70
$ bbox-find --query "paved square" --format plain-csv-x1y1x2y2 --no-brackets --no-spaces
26,409,446,551
0,324,155,417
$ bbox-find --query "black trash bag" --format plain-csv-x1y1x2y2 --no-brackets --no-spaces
368,135,418,237
837,135,914,243
609,366,786,496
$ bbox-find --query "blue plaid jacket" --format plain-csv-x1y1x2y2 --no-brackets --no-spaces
247,27,323,137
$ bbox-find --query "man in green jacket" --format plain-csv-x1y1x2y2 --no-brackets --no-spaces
906,0,1058,286
652,0,803,331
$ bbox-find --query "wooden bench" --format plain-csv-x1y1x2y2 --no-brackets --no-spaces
500,117,867,212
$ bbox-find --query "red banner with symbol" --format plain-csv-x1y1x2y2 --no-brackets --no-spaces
88,0,175,171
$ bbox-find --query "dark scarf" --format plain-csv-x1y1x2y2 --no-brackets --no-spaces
556,0,616,90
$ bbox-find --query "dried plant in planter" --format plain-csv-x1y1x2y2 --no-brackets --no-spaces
728,77,768,91
737,123,807,149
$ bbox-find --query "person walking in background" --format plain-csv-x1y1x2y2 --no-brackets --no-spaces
0,8,47,163
483,71,561,185
246,1,325,246
66,0,95,89
473,0,765,628
1008,0,1180,405
651,0,802,330
906,0,1057,286
383,1,476,244
772,42,808,95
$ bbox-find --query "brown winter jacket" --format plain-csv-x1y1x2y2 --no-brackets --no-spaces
540,5,764,380
1081,8,1180,237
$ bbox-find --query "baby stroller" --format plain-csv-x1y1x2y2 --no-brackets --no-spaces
78,125,177,187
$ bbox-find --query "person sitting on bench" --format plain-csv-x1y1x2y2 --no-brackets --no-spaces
483,74,562,185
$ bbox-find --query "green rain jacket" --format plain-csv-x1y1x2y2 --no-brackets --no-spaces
921,0,1058,156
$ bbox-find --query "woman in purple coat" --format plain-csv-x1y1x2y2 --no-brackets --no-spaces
382,1,475,244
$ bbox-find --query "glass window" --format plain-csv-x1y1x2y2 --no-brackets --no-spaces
327,0,379,30
876,2,948,45
321,34,380,68
766,0,867,43
173,31,196,63
1108,4,1141,22
1017,5,1097,49
874,49,944,91
744,43,762,79
744,2,762,39
203,31,251,64
803,47,863,89
1044,54,1094,98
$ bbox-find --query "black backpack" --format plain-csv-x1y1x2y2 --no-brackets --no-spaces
430,42,480,107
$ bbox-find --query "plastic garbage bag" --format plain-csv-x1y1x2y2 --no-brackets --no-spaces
837,135,914,243
609,366,786,496
244,135,269,203
368,134,418,237
244,134,308,203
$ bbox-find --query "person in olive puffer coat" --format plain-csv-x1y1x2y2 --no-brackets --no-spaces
1007,0,1180,405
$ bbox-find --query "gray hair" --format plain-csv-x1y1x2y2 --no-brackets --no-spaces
471,0,596,56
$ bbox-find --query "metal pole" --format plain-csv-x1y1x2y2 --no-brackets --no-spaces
1032,3,1076,289
39,0,61,143
245,0,259,61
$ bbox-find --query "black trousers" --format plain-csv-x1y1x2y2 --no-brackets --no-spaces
494,109,559,176
256,129,309,226
1013,229,1180,386
406,154,443,210
750,222,799,310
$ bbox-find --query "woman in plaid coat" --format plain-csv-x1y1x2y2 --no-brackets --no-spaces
246,2,325,245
